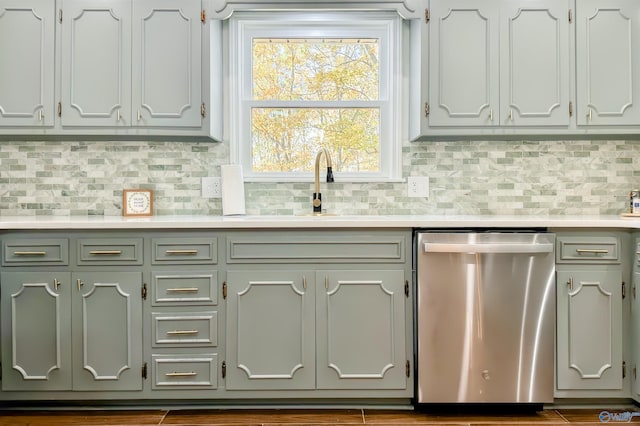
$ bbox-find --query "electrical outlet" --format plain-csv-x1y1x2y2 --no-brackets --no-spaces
202,177,222,198
408,176,429,198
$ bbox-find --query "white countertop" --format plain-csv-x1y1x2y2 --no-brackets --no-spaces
0,214,639,230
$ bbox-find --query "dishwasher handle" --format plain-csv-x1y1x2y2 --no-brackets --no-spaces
423,242,554,254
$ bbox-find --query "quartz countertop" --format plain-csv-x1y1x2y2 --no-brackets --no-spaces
0,214,638,230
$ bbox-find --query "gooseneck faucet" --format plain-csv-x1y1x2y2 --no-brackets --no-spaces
312,148,335,213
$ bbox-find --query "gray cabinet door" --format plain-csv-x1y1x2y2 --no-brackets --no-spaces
556,269,623,390
131,0,202,127
499,0,570,126
0,0,55,126
633,269,640,399
316,270,407,390
61,0,132,126
0,272,72,391
226,270,315,390
576,0,640,126
632,236,640,400
428,0,500,126
72,272,143,391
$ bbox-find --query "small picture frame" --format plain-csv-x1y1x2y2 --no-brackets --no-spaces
123,189,154,217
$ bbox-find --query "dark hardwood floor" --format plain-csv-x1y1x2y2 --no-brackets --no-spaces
0,407,639,426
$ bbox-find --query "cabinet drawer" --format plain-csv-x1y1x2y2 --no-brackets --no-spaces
227,233,406,263
2,239,69,266
152,271,218,306
152,354,218,389
556,236,620,264
77,238,143,265
152,238,217,264
152,312,218,347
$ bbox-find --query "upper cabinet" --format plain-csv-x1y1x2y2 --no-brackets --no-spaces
0,0,219,140
131,0,202,127
0,0,55,127
423,0,570,131
576,0,640,126
412,0,640,140
427,1,500,127
61,0,201,128
500,1,570,127
61,0,132,127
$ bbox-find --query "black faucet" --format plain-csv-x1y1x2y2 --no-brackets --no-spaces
312,148,334,213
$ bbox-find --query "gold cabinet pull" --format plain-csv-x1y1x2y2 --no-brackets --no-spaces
489,108,494,121
13,251,47,256
137,110,141,121
166,330,199,335
166,287,199,293
508,109,513,121
165,249,198,255
117,110,121,122
165,371,197,377
588,108,593,122
567,277,573,290
38,110,44,121
89,250,122,255
303,276,307,290
77,279,84,291
576,249,609,254
54,278,61,291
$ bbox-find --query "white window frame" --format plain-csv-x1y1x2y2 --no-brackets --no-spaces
228,11,403,182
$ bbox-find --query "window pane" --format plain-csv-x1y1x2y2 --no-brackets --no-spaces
251,108,380,173
252,38,379,101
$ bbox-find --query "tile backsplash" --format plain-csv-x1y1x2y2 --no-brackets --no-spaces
0,139,638,216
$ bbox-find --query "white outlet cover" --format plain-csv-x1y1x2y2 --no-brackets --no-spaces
202,177,222,198
408,176,429,198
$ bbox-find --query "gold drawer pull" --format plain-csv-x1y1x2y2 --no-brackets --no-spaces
576,249,609,254
166,287,199,293
165,371,197,377
165,249,199,255
13,251,47,256
166,330,199,335
89,250,122,255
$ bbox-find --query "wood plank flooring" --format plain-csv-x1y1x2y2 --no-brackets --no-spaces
1,408,640,426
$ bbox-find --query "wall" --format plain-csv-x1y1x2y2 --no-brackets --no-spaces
0,139,638,216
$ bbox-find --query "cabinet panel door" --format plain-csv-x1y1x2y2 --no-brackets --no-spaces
226,271,315,390
0,0,54,126
72,272,143,391
576,0,640,125
500,0,570,126
633,269,640,398
316,270,407,390
132,0,201,127
428,0,500,126
557,269,623,390
61,0,131,126
0,272,72,391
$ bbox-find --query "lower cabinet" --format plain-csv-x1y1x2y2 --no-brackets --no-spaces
225,270,315,390
225,269,408,391
0,230,413,402
631,234,640,400
0,271,143,391
556,269,623,390
316,270,407,390
555,233,626,395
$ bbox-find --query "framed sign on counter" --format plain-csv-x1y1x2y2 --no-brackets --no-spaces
123,189,153,217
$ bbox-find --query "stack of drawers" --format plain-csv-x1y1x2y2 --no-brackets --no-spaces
149,237,220,390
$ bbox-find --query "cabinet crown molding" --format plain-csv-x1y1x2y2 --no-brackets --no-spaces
204,0,423,20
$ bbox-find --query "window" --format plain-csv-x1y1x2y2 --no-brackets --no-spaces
229,12,403,181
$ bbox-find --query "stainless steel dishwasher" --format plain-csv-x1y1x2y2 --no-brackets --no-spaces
416,231,556,404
